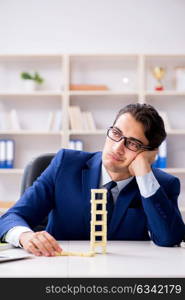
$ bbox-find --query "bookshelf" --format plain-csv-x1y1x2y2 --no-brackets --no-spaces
0,53,185,219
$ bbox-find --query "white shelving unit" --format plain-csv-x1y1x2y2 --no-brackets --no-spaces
0,53,185,219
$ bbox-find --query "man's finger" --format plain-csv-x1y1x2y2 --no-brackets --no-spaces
43,231,62,252
26,241,42,256
31,237,51,256
37,233,57,256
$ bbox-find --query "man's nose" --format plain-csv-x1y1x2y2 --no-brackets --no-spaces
112,138,125,153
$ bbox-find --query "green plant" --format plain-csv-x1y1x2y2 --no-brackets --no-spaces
20,71,44,84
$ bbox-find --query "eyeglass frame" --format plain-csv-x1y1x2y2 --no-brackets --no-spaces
107,126,154,152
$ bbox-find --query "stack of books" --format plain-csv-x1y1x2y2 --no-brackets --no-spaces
68,106,96,131
0,139,15,168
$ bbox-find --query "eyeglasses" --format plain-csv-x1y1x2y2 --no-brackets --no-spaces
107,126,153,152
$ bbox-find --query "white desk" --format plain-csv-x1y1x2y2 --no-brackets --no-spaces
0,241,185,278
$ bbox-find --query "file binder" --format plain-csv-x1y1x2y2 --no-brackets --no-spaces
152,139,167,169
0,139,15,168
158,139,167,168
0,140,6,168
69,139,83,151
5,139,14,168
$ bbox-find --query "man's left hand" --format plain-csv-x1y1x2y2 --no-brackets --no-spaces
128,149,158,177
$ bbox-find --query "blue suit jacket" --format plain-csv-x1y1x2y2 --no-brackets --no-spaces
0,149,185,246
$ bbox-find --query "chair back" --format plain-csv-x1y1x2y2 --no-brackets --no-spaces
20,153,55,231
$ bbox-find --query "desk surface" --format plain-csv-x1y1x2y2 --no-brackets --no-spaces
0,241,185,278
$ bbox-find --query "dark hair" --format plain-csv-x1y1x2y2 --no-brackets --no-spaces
113,103,166,149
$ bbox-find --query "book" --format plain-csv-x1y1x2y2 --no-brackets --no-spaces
51,110,62,131
158,111,171,131
68,140,76,150
9,109,21,130
75,140,83,150
68,106,83,130
0,101,11,130
86,111,96,130
158,139,167,168
82,111,96,131
5,139,15,168
0,140,6,168
81,112,89,131
70,84,109,91
152,153,159,168
68,139,83,151
46,112,55,131
152,140,167,168
0,139,15,168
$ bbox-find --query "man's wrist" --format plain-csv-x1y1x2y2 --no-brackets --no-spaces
136,170,160,198
5,226,33,248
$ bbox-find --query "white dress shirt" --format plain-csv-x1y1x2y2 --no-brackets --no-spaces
5,163,160,247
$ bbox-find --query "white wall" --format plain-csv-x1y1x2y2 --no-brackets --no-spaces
0,0,185,53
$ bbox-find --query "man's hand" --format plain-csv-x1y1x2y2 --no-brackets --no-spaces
19,231,62,256
128,149,158,177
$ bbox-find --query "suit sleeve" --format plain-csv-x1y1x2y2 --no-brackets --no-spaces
141,176,185,247
0,149,64,240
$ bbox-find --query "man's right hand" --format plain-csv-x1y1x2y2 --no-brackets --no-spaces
19,231,62,256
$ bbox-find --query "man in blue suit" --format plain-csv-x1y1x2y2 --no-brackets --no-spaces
0,103,184,256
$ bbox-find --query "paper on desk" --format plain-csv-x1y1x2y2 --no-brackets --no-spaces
0,243,12,251
0,247,33,263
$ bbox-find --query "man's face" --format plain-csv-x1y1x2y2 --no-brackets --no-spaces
102,113,149,178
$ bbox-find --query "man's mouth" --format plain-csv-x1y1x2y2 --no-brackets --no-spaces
107,153,124,162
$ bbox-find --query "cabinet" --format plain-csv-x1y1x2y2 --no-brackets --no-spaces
0,54,185,218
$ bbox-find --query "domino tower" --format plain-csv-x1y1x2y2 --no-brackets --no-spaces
57,188,107,257
90,188,107,254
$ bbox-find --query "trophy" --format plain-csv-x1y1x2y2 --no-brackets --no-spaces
152,67,165,91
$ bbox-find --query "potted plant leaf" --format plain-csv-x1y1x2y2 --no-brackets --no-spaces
20,71,44,91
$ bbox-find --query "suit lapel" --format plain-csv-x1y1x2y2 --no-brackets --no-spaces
108,178,139,238
82,152,102,230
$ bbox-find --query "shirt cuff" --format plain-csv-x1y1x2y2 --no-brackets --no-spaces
4,226,33,248
136,170,160,198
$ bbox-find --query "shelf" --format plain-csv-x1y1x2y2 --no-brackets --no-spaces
69,53,139,57
0,169,24,174
144,54,185,57
0,53,185,204
70,129,106,135
69,91,138,96
0,91,63,96
167,129,185,135
0,53,62,58
145,90,185,96
163,168,185,174
0,130,63,135
0,54,63,62
145,91,185,96
0,129,182,136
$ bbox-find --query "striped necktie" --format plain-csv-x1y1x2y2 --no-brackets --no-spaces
104,181,117,224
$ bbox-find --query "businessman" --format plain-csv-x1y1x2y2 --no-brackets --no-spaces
0,103,185,256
